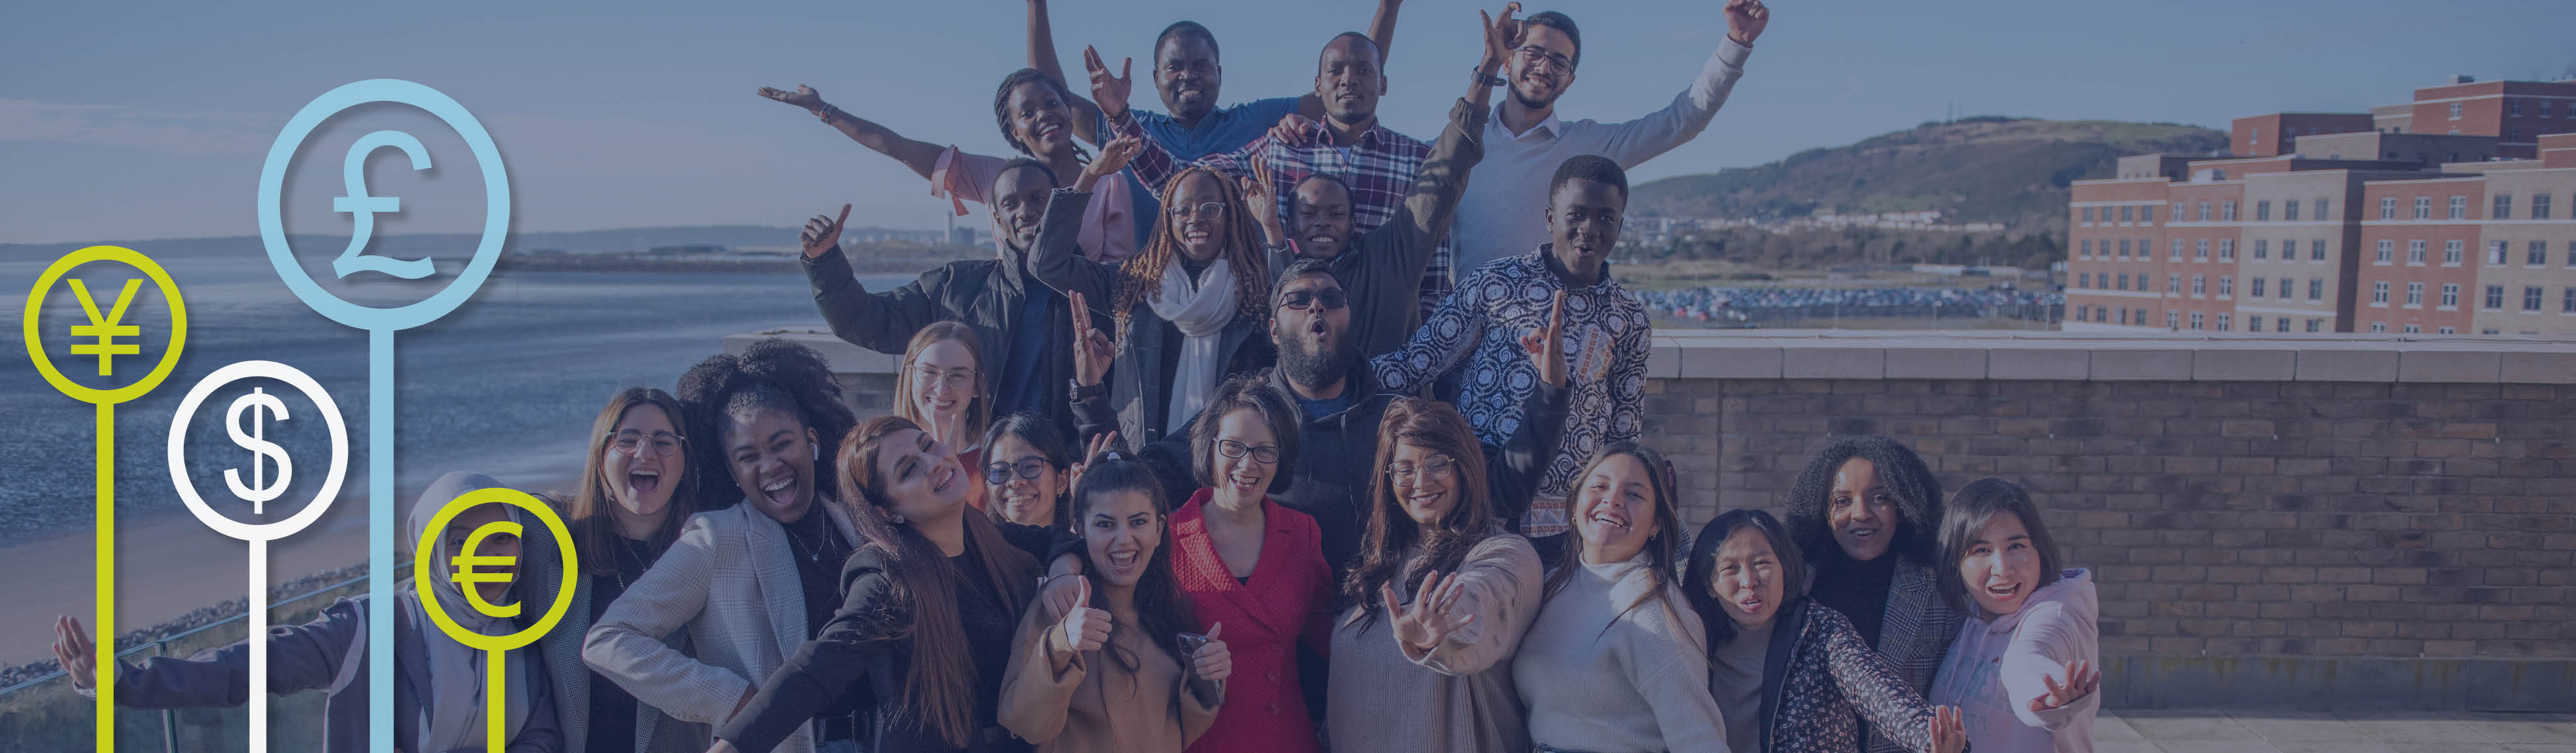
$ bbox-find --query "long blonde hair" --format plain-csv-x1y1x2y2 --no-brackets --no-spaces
1110,166,1271,339
893,321,992,448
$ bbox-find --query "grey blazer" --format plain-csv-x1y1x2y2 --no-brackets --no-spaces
519,519,708,753
582,502,859,753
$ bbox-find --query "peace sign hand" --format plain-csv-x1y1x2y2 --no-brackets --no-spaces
800,204,850,259
1238,154,1287,248
1382,570,1478,655
1187,622,1232,681
1065,430,1119,494
51,616,97,691
1723,0,1768,46
2031,659,2101,712
1519,291,1568,387
1068,291,1113,388
1051,576,1111,654
1930,705,1966,753
1083,46,1134,122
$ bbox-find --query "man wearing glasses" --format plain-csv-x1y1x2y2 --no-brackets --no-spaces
1450,0,1769,274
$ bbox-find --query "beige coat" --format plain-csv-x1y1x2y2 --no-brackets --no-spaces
1326,534,1546,753
998,596,1224,753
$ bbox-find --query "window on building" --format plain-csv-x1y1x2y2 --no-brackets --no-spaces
2117,274,2130,291
2404,324,2420,334
2190,312,2205,330
2251,277,2267,298
2565,288,2576,314
2442,283,2459,308
2448,195,2466,220
2381,197,2397,219
2196,239,2210,260
2222,201,2238,221
2080,239,2091,258
2255,201,2271,221
2544,101,2556,118
2120,205,2133,223
2532,241,2550,267
2082,206,2094,223
2526,286,2545,311
2446,239,2464,265
2485,285,2506,309
2248,315,2263,332
2306,319,2321,332
2405,281,2424,306
2167,311,2180,329
2495,194,2512,220
2198,201,2212,221
2119,238,2131,257
2313,240,2328,261
2078,272,2090,289
2439,326,2455,334
2169,274,2182,294
2192,275,2207,296
2138,238,2150,258
2117,308,2129,325
2408,239,2426,264
2218,313,2231,332
2414,197,2431,219
2315,199,2329,220
2376,239,2395,263
2510,126,2522,141
2489,240,2509,265
2450,102,2463,120
2171,239,2185,261
2483,328,2500,335
2370,322,2387,333
2568,240,2576,267
2279,319,2292,333
2219,239,2235,260
2372,281,2390,304
2220,276,2234,296
2510,99,2523,117
2310,279,2325,301
2172,203,2185,221
2536,193,2553,220
2279,277,2292,300
2254,240,2269,259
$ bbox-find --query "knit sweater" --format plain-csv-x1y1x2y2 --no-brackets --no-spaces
1512,553,1728,753
1325,534,1545,753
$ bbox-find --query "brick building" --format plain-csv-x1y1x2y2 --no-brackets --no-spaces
2231,112,2377,158
2397,77,2576,158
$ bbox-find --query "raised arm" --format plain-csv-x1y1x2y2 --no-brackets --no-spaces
1025,0,1106,145
1033,140,1139,309
2001,599,2102,732
1390,537,1542,676
799,204,953,353
1370,271,1487,393
1816,606,1949,753
1594,0,1765,167
583,515,747,725
757,84,947,180
1364,8,1510,288
1487,291,1572,522
64,597,366,709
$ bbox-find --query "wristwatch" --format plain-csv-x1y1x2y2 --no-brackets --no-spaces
1474,68,1508,88
1069,379,1107,402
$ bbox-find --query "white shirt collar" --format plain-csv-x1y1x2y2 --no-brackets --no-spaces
1491,99,1564,143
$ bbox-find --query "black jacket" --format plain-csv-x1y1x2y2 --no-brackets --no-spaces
1031,188,1274,446
1266,96,1490,362
804,238,1098,440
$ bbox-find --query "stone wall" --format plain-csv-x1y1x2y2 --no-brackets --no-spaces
734,327,2576,711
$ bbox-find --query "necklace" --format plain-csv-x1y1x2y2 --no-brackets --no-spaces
785,513,834,564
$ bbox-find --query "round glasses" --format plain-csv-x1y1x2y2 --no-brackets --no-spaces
1215,439,1280,464
1386,455,1457,487
606,429,685,457
984,457,1054,485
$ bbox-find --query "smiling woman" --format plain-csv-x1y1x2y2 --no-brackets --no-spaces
1783,435,1962,753
1929,478,2101,753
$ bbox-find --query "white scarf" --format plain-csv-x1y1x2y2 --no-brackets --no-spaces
1147,257,1238,434
406,472,533,753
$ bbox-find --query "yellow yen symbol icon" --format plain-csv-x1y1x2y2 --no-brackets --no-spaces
66,279,145,377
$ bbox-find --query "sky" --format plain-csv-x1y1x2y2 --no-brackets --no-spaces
4,0,2573,244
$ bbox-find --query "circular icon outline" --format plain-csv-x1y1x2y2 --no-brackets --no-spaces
165,360,349,542
410,487,577,652
256,78,510,332
21,246,189,405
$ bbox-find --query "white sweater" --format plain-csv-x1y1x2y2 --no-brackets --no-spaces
1513,552,1731,753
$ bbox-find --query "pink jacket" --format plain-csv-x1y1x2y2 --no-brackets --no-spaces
1928,569,2100,753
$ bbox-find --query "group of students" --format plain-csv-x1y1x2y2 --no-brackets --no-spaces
47,2,2107,752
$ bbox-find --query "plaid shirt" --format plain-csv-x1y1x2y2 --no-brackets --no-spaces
1117,114,1455,319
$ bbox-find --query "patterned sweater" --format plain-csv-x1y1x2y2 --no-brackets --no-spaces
1726,601,1951,753
1370,248,1650,535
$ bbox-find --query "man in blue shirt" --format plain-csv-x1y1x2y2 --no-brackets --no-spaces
1025,0,1406,162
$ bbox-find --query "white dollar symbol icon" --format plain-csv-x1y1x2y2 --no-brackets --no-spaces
225,387,294,513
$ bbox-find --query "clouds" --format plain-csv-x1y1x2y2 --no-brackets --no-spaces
0,98,275,155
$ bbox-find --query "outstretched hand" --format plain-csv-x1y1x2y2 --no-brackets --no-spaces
1930,705,1966,753
1069,291,1114,388
1078,135,1143,192
1382,570,1478,655
1519,291,1568,387
756,84,828,112
1238,154,1285,247
1723,0,1769,46
1083,46,1134,122
50,616,96,691
800,205,850,259
2031,659,2101,712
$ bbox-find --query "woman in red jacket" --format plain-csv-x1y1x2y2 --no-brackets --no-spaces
1166,374,1332,753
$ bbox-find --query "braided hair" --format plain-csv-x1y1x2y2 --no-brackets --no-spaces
674,338,859,509
992,68,1092,165
1108,166,1271,341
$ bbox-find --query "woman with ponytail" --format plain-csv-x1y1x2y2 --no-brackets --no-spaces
714,415,1067,753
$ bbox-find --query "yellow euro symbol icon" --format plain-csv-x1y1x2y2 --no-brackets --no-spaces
413,488,576,752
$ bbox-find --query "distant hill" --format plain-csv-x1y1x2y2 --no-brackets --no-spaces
1633,117,2228,227
3,225,966,259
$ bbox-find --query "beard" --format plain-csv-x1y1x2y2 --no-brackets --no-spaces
1511,83,1561,111
1278,330,1354,392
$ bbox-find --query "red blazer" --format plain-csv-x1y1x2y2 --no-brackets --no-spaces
1170,490,1335,753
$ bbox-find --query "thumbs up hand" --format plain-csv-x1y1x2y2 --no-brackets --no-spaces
1050,576,1111,654
1187,621,1232,682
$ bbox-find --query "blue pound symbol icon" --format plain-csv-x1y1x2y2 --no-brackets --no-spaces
330,131,437,280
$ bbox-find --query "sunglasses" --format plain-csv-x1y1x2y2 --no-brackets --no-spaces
1277,288,1349,311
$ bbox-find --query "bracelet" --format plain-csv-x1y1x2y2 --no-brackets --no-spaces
815,104,845,123
1474,68,1508,88
1038,572,1078,588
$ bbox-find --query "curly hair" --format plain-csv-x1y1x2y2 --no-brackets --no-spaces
1110,166,1272,341
1781,435,1945,567
993,68,1093,164
1342,398,1498,627
674,338,859,509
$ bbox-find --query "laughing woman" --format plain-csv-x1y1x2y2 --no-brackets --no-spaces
1929,479,2101,753
1682,509,1966,753
1035,140,1274,447
758,70,1153,264
1783,436,1962,753
714,415,1061,753
984,412,1080,528
895,322,995,511
999,453,1232,752
586,340,863,753
1513,445,1727,753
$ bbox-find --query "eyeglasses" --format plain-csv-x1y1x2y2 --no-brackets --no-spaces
911,365,980,392
1386,455,1456,487
1514,46,1573,74
1169,201,1227,221
984,457,1053,485
1277,288,1349,311
606,429,686,457
1214,439,1280,464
